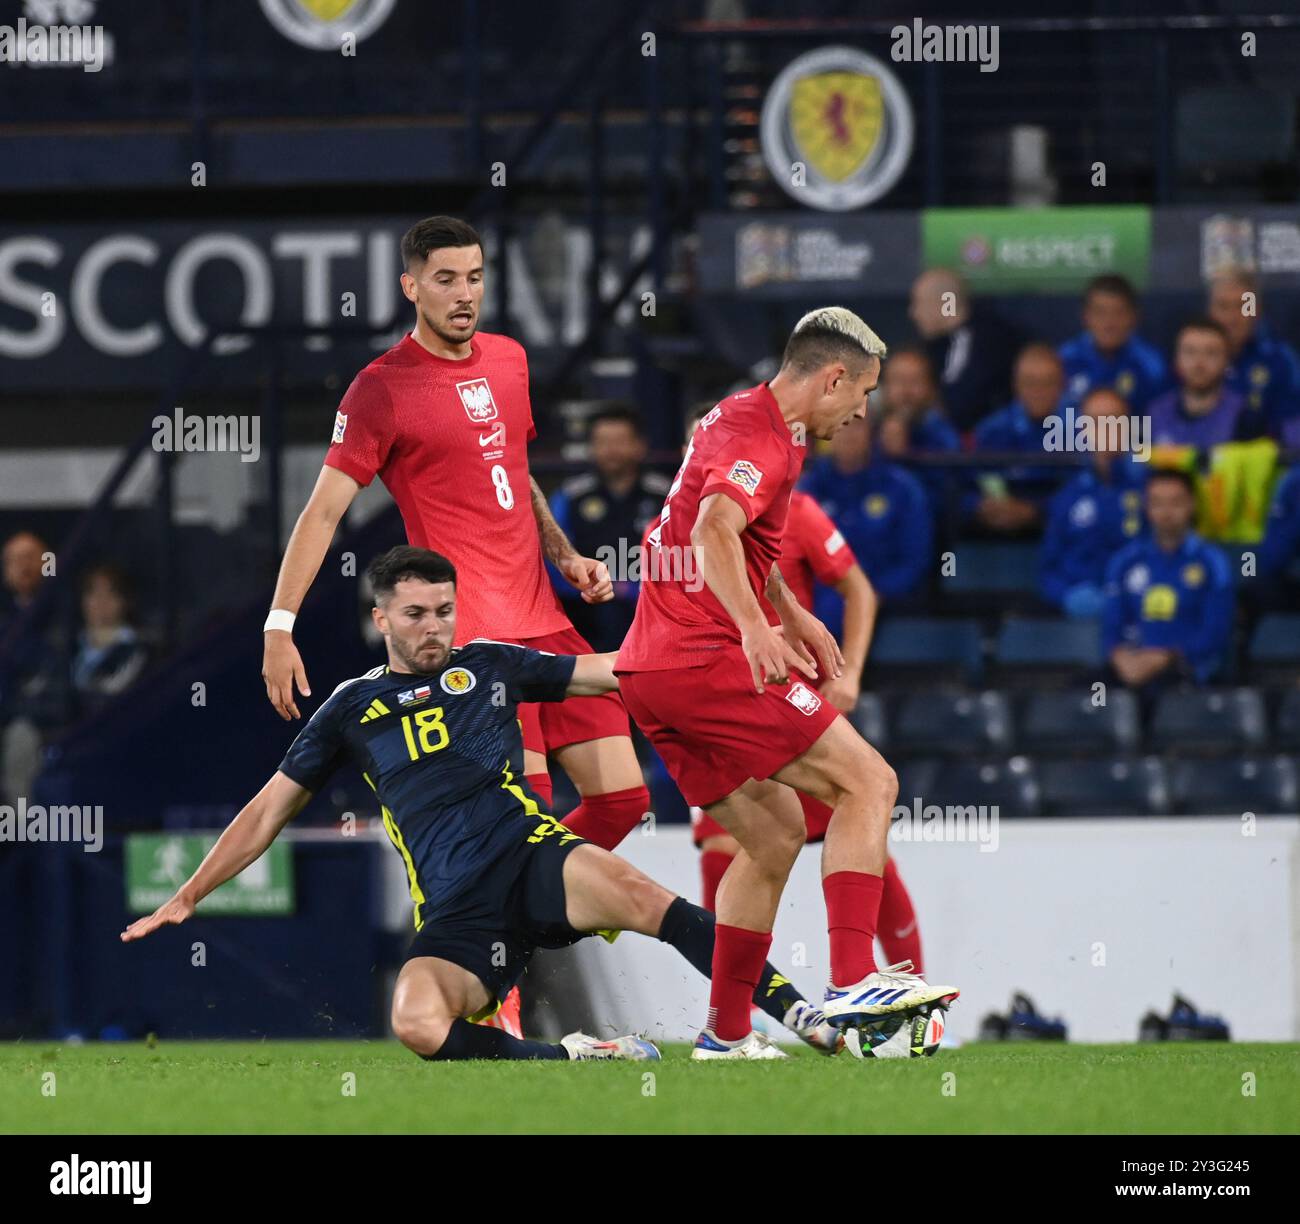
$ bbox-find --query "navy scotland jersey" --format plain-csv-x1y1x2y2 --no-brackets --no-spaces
278,639,577,928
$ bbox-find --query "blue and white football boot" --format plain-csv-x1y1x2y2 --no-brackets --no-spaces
821,960,960,1030
691,1029,789,1060
561,1031,661,1061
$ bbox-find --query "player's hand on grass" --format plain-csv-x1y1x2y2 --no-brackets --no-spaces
741,622,817,693
558,555,614,604
263,630,310,720
120,893,196,943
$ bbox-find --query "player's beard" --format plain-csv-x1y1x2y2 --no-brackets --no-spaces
420,304,476,348
392,634,450,675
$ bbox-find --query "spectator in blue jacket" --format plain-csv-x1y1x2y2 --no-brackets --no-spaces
967,343,1068,534
801,413,933,606
1208,269,1300,441
1147,319,1260,450
1041,388,1149,618
875,346,961,515
1258,465,1300,583
1060,274,1170,412
1102,468,1234,690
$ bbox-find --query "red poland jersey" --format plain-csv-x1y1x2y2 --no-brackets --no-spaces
323,331,569,644
767,489,856,619
616,382,805,672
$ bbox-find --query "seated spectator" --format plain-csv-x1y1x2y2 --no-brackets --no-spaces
908,267,1020,431
1208,267,1300,443
801,414,933,603
876,346,961,513
1040,389,1148,618
72,565,149,714
0,530,68,804
548,405,669,651
1102,468,1233,692
967,343,1068,534
1060,274,1170,412
1148,319,1260,450
1259,465,1300,584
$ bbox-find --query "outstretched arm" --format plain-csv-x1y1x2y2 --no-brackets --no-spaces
120,772,313,942
566,652,620,696
263,465,361,719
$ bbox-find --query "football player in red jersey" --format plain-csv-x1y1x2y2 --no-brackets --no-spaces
663,405,927,977
261,217,650,1035
616,309,957,1059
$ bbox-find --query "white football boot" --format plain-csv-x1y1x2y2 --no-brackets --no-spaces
691,1028,789,1060
560,1031,661,1061
821,960,960,1030
783,1000,845,1055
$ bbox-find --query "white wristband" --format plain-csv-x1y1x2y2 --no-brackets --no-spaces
263,609,296,634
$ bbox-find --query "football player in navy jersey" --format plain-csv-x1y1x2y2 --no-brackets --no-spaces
123,546,844,1062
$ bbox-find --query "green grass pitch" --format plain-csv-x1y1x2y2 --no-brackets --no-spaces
3,1041,1297,1134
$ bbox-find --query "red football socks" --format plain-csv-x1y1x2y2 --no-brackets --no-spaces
699,849,731,912
823,869,884,987
708,924,772,1041
523,772,553,810
878,858,923,973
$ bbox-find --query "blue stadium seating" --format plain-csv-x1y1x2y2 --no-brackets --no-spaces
1169,756,1299,815
891,690,1012,757
1275,689,1300,749
996,618,1102,668
914,757,1041,819
1016,689,1140,755
990,617,1104,687
1037,756,1170,817
1248,614,1300,683
865,617,984,688
1148,688,1268,754
942,541,1041,594
847,693,888,749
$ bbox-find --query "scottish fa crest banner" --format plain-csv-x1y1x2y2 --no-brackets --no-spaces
259,0,396,50
761,47,914,211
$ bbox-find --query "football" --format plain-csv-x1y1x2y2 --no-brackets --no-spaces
843,1010,946,1060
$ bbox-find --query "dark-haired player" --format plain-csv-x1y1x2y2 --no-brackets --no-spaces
617,308,959,1059
129,547,842,1060
260,217,651,1033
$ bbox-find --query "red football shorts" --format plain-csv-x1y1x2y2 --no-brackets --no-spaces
619,644,839,809
508,624,630,757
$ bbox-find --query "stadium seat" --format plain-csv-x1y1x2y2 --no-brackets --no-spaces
1169,756,1299,816
891,690,1012,758
943,541,1041,594
847,692,888,749
1275,689,1300,749
1148,688,1268,755
1016,689,1140,755
1037,756,1170,817
917,757,1041,819
990,617,1103,688
864,617,984,689
1247,614,1300,684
